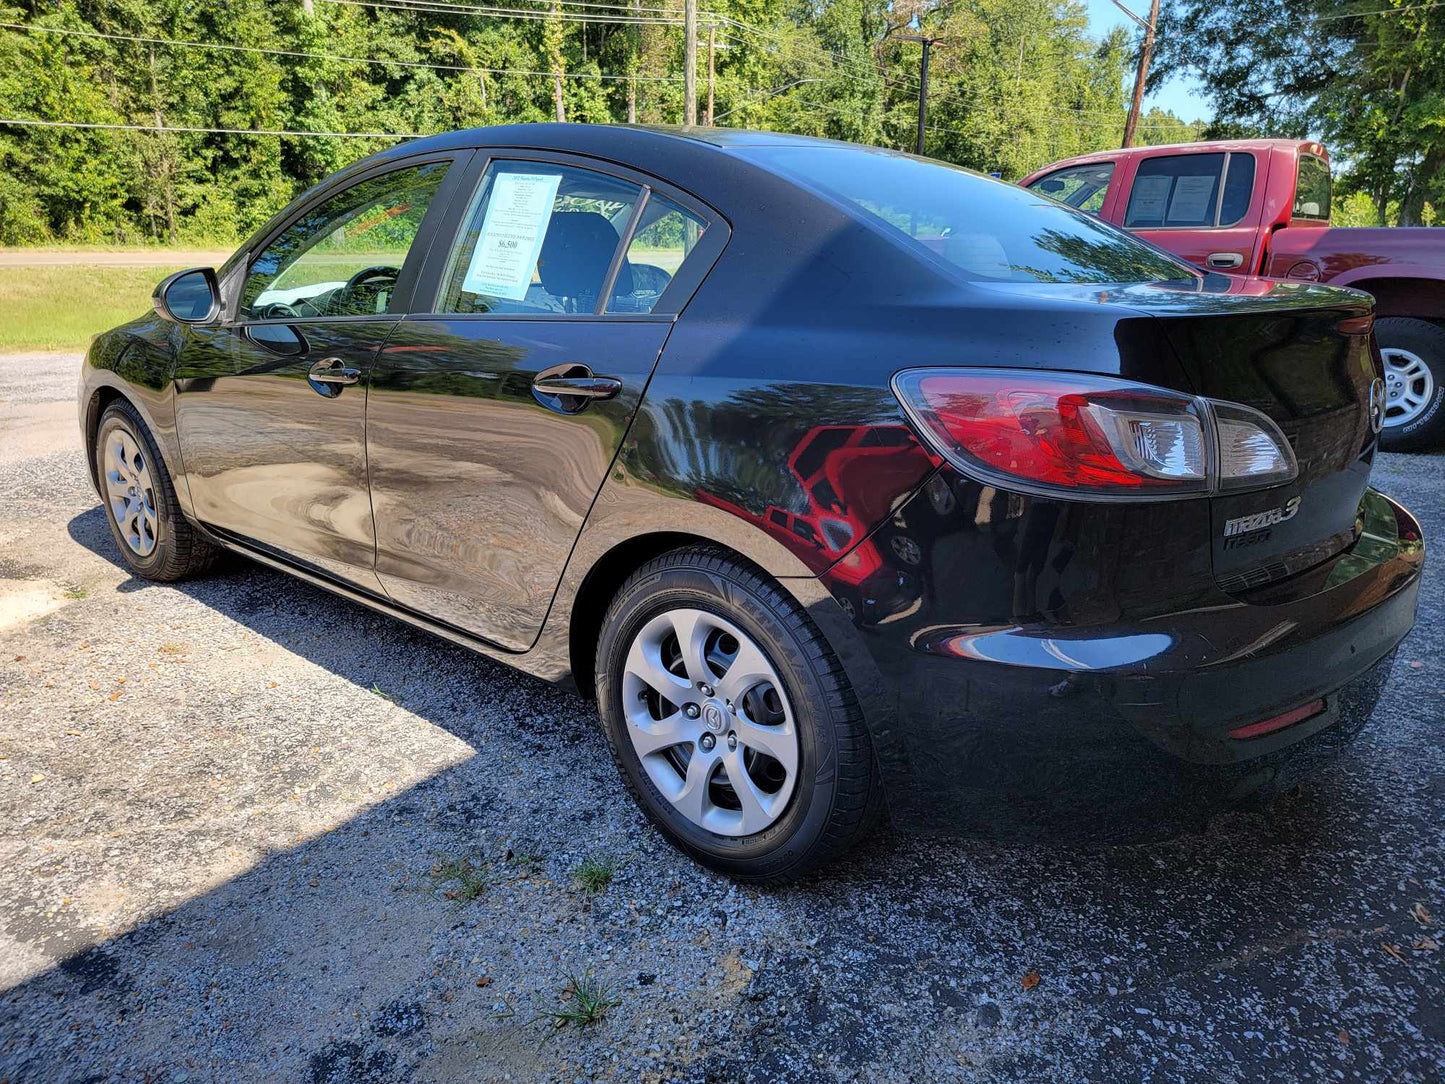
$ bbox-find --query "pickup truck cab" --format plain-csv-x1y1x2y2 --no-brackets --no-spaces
1022,139,1445,449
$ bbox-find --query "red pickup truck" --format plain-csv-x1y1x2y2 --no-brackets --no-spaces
1021,139,1445,449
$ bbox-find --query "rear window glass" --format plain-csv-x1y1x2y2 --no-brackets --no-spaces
1219,153,1256,225
745,146,1195,285
1294,156,1332,221
1125,153,1224,228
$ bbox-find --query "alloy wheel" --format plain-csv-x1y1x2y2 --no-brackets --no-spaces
103,426,159,557
1381,347,1435,428
621,607,800,837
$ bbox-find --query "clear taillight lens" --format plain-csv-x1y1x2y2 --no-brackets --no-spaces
892,367,1297,500
1211,400,1297,490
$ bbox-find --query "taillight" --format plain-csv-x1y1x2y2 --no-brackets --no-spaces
892,367,1297,500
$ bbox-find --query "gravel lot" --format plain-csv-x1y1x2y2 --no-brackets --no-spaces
2,351,1442,1083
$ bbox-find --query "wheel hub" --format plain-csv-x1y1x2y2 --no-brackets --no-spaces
621,607,800,837
1380,346,1434,427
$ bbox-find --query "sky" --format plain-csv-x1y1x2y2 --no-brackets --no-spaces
1083,0,1210,123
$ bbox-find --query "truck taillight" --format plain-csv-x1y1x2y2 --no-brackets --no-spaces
891,368,1297,500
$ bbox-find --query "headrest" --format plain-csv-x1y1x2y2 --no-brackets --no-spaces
538,211,634,302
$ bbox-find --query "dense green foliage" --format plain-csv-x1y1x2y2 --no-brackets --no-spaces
0,0,1205,245
1154,0,1445,226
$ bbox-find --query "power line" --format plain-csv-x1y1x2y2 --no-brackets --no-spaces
0,117,416,138
1314,0,1445,19
0,20,685,80
319,0,684,26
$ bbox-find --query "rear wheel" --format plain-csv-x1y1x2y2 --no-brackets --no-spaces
93,400,220,581
595,546,881,882
1377,317,1445,451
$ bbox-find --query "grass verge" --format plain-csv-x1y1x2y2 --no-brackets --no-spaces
0,264,182,352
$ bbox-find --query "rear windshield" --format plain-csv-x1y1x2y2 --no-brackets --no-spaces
743,145,1198,285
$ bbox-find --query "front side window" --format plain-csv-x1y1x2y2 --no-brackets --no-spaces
1124,153,1225,229
439,162,643,314
1029,162,1115,214
240,162,450,321
1294,156,1332,220
744,145,1195,285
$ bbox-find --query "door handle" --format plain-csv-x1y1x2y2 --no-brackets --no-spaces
308,357,361,384
1206,252,1244,269
532,363,622,412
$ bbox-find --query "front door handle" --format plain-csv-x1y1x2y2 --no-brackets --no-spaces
532,363,622,413
1206,252,1244,269
309,357,361,385
307,357,361,398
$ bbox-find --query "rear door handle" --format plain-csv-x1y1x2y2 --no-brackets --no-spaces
1207,252,1244,269
308,357,361,384
532,364,622,412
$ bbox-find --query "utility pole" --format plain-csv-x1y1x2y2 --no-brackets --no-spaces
684,0,698,125
705,22,715,125
1118,0,1159,148
895,34,943,156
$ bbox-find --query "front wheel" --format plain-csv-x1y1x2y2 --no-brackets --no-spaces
1377,317,1445,451
93,400,220,581
595,547,881,882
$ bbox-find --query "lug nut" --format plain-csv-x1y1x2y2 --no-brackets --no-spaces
727,733,737,751
683,703,701,719
699,682,715,697
699,733,716,751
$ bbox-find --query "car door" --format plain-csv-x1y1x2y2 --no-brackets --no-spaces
1024,160,1117,218
1117,150,1264,275
173,153,469,591
365,153,726,651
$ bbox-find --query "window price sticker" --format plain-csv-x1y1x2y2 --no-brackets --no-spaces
463,171,563,300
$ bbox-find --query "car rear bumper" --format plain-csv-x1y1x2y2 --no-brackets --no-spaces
845,486,1423,841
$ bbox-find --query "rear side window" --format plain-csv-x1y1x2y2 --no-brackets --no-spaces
1124,153,1224,228
614,193,708,314
439,162,642,315
1294,156,1332,220
745,146,1195,285
1028,162,1115,214
1219,153,1256,225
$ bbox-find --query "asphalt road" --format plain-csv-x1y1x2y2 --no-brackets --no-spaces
1,351,1442,1083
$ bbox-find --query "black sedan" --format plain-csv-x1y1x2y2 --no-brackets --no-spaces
79,124,1423,881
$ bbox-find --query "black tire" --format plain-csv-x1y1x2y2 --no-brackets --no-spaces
93,400,220,581
1377,317,1445,452
595,546,882,882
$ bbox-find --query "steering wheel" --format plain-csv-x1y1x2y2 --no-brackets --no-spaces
339,264,401,312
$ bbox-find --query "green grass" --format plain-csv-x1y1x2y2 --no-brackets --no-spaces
572,854,618,894
531,972,619,1038
431,856,490,903
0,264,184,352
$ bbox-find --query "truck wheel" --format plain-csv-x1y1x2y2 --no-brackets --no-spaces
1377,317,1445,452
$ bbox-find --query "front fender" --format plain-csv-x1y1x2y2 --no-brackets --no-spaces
79,317,188,513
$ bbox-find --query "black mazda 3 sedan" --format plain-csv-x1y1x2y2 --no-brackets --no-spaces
79,124,1423,881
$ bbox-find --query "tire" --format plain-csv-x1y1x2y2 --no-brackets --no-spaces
93,400,220,581
1376,317,1445,452
595,545,882,882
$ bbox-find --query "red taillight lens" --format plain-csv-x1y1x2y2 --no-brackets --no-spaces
893,367,1299,500
892,368,1210,498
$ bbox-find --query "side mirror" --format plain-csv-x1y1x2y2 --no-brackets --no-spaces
153,267,221,324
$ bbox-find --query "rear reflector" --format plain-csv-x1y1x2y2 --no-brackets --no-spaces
1228,698,1325,740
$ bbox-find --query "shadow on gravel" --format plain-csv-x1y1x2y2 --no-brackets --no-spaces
2,505,1436,1081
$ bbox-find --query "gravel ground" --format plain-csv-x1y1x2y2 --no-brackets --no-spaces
1,351,1442,1083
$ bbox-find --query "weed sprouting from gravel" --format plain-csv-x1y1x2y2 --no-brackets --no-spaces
572,854,617,894
370,683,400,703
63,587,88,600
431,857,490,902
529,972,619,1041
